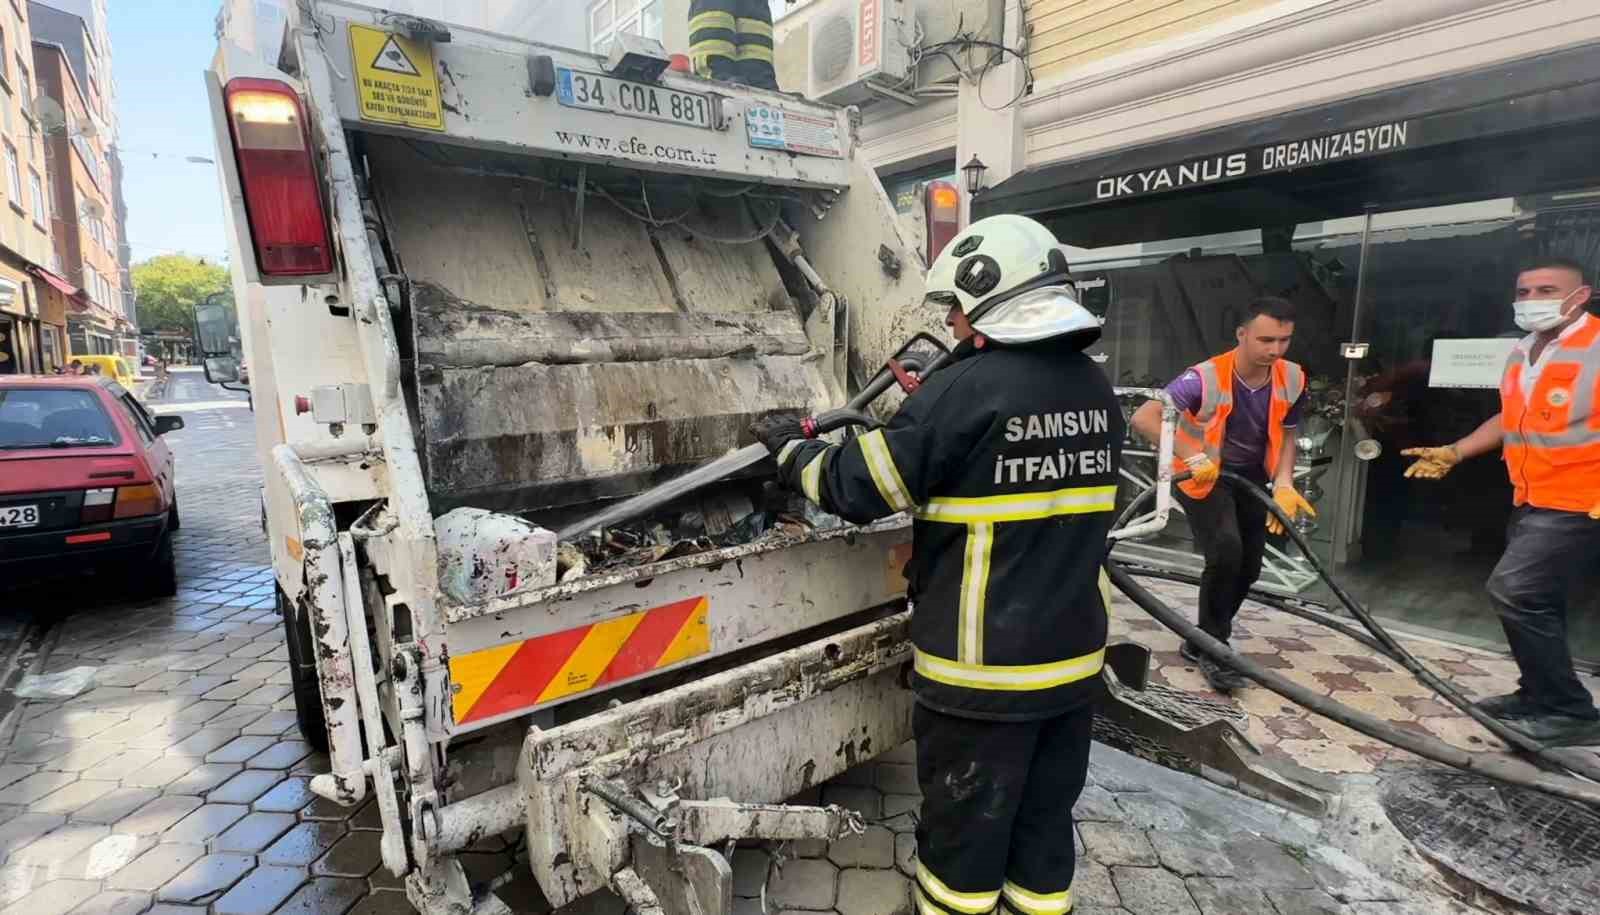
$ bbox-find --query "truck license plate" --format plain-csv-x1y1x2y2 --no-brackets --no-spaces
556,68,712,130
0,504,40,528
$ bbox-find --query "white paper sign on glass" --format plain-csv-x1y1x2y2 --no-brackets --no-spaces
1428,338,1518,389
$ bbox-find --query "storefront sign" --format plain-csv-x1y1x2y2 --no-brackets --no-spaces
1428,338,1518,389
1093,120,1413,202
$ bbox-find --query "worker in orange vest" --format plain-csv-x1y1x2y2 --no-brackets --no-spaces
1130,297,1315,693
1403,256,1600,746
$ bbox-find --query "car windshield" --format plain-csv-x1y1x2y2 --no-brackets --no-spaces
0,388,120,449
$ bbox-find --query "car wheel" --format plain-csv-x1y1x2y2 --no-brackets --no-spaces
168,501,181,532
280,585,330,752
144,530,178,599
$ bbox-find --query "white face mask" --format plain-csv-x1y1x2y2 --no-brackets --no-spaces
1513,290,1576,333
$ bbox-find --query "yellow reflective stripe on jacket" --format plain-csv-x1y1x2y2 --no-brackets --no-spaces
858,428,913,512
799,449,829,503
1003,881,1072,915
736,16,774,37
690,39,738,58
958,522,992,663
915,485,1117,523
915,647,1105,692
916,863,999,915
688,10,736,32
1098,569,1113,615
735,43,774,62
776,439,803,470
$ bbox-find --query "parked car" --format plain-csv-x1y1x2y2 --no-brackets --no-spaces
0,376,185,595
70,355,138,389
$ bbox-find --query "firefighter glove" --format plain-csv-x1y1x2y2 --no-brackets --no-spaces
1183,452,1220,488
751,414,806,457
1590,498,1600,521
1401,444,1460,480
1268,485,1316,536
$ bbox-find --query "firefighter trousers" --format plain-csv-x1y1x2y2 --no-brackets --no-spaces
689,0,778,89
912,702,1094,915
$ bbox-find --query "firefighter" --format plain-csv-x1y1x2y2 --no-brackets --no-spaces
751,215,1119,915
1128,297,1313,693
689,0,778,90
1402,256,1600,746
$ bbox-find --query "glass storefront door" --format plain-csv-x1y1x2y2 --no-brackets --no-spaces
1332,195,1600,660
1077,193,1600,662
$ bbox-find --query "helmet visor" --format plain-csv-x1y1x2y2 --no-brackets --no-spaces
972,285,1102,345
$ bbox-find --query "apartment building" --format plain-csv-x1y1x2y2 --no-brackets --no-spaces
0,0,69,374
32,14,120,357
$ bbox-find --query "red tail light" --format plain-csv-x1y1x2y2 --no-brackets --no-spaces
224,77,333,277
925,180,960,265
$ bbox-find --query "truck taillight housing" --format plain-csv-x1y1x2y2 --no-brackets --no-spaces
224,77,333,277
925,180,960,265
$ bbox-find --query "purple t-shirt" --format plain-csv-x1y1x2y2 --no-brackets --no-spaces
1166,367,1306,471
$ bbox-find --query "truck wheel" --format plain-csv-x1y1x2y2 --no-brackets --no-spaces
280,585,330,752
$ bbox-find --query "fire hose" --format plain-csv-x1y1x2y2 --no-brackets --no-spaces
1106,469,1600,805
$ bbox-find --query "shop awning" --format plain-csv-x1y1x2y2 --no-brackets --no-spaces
975,43,1600,248
28,265,81,299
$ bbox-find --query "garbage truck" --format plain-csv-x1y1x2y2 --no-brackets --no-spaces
195,3,1010,912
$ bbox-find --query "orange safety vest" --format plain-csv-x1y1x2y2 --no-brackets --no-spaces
1171,351,1305,499
1500,312,1600,513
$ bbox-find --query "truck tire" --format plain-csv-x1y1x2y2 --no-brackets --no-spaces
280,585,330,752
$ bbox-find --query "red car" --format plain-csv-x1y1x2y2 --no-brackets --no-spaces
0,375,184,595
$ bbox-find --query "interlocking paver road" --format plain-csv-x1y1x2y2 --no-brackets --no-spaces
0,371,1508,914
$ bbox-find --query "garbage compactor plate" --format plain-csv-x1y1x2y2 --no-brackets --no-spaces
1381,765,1600,914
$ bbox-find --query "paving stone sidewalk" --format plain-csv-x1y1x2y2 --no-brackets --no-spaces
0,375,1514,915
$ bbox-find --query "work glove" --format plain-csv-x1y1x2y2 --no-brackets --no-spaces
1182,452,1220,489
1590,499,1600,521
1267,486,1316,536
1400,445,1460,480
750,414,806,458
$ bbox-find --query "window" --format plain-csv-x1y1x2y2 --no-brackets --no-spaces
118,393,153,443
0,388,118,448
4,142,18,209
0,26,9,88
16,59,28,118
83,263,98,301
28,170,42,222
588,0,664,54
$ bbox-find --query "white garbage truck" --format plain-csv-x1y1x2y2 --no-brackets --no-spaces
196,5,1194,914
196,4,975,913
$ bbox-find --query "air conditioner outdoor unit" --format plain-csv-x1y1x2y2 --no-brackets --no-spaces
806,0,913,106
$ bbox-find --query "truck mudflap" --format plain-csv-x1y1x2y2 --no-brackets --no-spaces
513,611,913,912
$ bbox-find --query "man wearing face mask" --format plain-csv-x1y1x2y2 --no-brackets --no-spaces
1403,256,1600,746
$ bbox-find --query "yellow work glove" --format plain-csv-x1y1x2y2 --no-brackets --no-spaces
1401,445,1460,480
1590,498,1600,521
1183,452,1220,489
1268,486,1316,535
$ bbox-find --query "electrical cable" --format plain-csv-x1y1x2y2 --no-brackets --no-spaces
1108,469,1600,793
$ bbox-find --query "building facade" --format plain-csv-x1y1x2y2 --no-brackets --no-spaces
32,13,121,357
30,0,127,358
0,0,68,375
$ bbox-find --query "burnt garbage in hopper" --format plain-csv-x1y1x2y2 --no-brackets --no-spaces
553,483,844,582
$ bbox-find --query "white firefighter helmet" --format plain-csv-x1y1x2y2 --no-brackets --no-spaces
925,214,1101,346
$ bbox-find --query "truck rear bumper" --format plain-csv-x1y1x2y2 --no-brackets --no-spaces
498,611,912,909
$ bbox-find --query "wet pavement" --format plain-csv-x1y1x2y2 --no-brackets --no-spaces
0,369,1561,914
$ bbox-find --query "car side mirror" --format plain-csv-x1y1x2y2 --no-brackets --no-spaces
203,355,240,384
155,415,184,436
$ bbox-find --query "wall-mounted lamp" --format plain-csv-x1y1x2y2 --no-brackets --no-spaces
962,155,988,195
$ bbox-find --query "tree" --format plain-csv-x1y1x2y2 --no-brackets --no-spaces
132,255,230,333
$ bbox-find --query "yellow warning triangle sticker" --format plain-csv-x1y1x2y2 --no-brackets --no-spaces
371,35,421,76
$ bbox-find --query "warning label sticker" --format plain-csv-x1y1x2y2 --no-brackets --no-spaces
349,24,443,131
